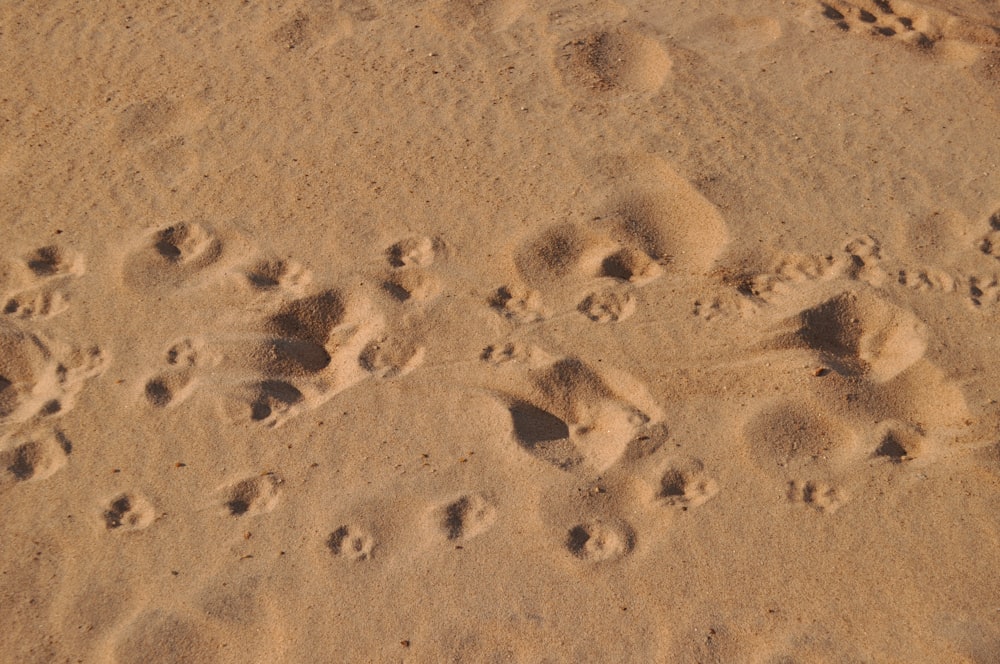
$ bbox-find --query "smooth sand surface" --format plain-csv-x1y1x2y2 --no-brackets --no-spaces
1,0,999,661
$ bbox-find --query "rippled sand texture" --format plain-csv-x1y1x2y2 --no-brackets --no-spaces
1,0,999,661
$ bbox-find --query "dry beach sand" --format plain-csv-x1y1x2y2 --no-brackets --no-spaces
1,0,1000,661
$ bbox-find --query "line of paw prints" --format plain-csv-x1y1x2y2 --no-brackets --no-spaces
898,209,1000,309
2,245,84,320
490,232,668,326
381,236,444,304
325,469,719,566
0,239,107,492
130,224,431,427
694,235,884,320
820,0,932,44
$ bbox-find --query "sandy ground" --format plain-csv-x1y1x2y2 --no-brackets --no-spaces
1,0,999,661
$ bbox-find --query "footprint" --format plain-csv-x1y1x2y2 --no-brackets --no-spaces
597,247,663,285
497,355,664,473
142,339,204,409
480,341,549,366
967,273,1000,309
386,236,439,268
787,479,846,513
897,266,958,294
121,222,225,291
515,223,615,286
577,284,636,323
227,289,382,426
115,97,180,143
326,524,375,561
436,494,497,542
747,235,886,306
3,290,70,320
270,3,356,54
871,421,924,463
654,457,719,509
489,285,547,323
272,12,313,50
102,493,155,531
383,269,441,303
243,258,311,293
1,245,84,321
597,160,729,276
556,26,671,94
819,0,1000,57
240,380,305,426
565,519,635,562
819,0,932,43
23,245,83,278
779,290,927,383
221,473,281,517
144,370,196,408
157,284,387,428
0,321,107,427
359,336,425,378
0,431,71,489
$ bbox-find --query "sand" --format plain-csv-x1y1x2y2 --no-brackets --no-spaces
1,0,999,661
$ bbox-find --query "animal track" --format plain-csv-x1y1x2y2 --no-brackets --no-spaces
1,245,84,321
871,422,924,462
359,337,425,378
122,222,224,291
128,229,431,428
383,270,440,303
0,321,106,427
387,236,439,268
787,480,846,513
496,355,664,473
489,285,546,322
736,236,885,310
597,248,662,285
819,0,1000,53
515,223,614,285
655,457,719,508
142,339,203,408
781,290,927,383
437,494,497,542
217,288,384,427
244,258,310,293
577,285,636,323
820,1,922,40
565,519,635,562
327,525,375,561
103,493,155,531
222,473,281,517
0,431,71,489
598,161,729,277
3,290,69,320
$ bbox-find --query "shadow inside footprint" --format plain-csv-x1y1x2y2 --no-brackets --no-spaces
249,381,303,422
223,474,281,516
327,525,375,561
509,402,570,446
437,494,496,542
565,520,635,562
